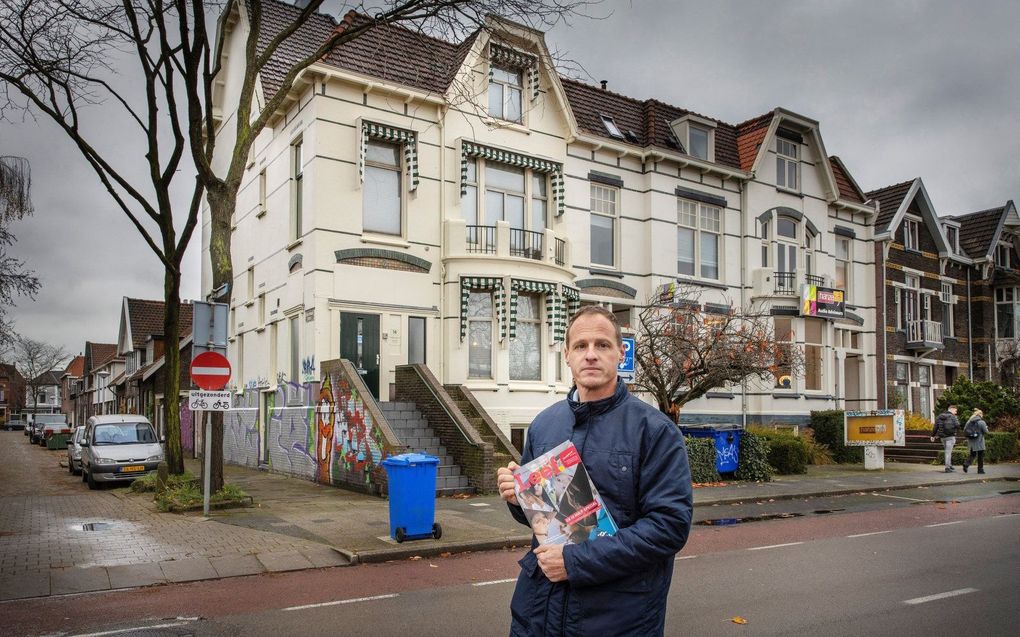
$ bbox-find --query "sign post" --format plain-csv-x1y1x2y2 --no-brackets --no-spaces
844,410,905,470
190,350,232,516
618,336,635,383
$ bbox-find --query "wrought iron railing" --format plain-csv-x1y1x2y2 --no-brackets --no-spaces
510,228,544,260
466,225,496,254
774,271,797,295
555,238,566,266
805,274,825,287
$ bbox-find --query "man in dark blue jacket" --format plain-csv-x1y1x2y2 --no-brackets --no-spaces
497,306,694,636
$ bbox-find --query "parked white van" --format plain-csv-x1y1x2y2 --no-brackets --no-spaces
80,415,164,489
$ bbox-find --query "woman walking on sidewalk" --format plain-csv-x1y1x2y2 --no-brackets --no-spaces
963,409,989,474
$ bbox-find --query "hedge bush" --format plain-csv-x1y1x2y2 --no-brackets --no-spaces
749,429,809,475
809,410,864,464
734,430,773,482
684,435,721,484
944,432,1018,466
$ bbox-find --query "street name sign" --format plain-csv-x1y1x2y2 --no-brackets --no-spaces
190,350,232,391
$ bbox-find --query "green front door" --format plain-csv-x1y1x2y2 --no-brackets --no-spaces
340,312,380,400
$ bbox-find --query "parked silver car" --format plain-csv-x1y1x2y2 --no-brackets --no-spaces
67,427,86,475
80,415,164,489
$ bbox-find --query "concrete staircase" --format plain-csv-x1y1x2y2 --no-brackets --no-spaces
885,429,969,464
378,402,473,496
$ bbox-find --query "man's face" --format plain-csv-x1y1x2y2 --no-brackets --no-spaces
565,314,625,399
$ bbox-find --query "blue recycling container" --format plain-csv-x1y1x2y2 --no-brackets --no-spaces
381,452,442,542
681,425,744,473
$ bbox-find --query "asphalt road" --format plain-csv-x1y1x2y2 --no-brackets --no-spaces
3,483,1017,637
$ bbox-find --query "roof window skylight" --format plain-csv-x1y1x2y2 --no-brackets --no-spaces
600,115,624,139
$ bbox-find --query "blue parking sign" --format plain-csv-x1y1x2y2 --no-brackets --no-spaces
619,337,635,374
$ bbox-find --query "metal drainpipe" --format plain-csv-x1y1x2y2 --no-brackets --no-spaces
740,179,748,430
967,268,973,378
437,105,446,383
882,242,888,408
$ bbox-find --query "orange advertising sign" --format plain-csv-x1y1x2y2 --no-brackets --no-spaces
844,410,905,447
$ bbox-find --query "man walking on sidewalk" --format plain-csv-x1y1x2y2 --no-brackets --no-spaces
931,405,960,472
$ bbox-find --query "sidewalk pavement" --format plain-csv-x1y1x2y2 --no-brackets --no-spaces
2,457,1017,602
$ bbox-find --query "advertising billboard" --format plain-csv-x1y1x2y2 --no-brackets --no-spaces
801,284,846,319
844,410,906,447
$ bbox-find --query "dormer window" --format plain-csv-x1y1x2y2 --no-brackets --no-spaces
688,125,710,160
776,138,799,190
668,115,716,162
945,226,958,254
600,115,624,139
904,218,921,252
996,243,1011,268
489,64,522,123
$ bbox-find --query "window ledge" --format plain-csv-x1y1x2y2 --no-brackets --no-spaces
772,392,801,399
507,382,555,393
803,393,834,401
287,239,303,251
676,276,727,291
481,116,530,134
256,209,267,219
775,186,804,198
588,267,623,278
244,301,254,308
705,391,735,399
255,327,266,334
360,234,410,249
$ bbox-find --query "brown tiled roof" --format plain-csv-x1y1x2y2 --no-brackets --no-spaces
32,370,62,386
559,78,743,170
829,156,865,204
63,355,85,378
90,343,120,368
126,298,194,350
951,206,1005,260
0,363,23,382
735,113,773,172
257,1,471,101
109,371,127,387
866,179,915,234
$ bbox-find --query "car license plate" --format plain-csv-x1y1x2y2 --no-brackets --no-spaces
120,465,145,473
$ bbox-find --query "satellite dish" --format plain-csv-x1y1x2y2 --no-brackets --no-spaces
778,375,792,389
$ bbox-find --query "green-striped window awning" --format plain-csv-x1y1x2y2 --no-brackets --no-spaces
509,279,558,340
361,121,419,191
490,44,540,102
556,286,581,343
460,277,506,342
460,141,565,217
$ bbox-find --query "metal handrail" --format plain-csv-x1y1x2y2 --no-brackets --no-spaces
510,228,543,260
555,238,566,266
774,271,797,294
466,225,496,254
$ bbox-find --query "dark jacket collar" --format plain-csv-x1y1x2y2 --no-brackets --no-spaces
568,378,628,423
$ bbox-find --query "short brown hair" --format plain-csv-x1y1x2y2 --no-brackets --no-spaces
565,305,622,346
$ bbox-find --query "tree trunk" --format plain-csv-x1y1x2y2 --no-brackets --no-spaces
163,269,184,474
207,185,236,493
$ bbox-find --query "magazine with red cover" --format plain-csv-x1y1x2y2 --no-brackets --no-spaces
513,440,618,545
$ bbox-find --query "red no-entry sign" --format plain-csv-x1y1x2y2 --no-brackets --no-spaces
190,351,232,390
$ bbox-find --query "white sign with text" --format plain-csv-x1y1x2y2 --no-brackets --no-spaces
188,390,232,412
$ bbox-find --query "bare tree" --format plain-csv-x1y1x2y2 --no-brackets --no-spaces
1,0,592,488
0,155,39,348
631,284,804,423
995,337,1020,397
13,335,67,416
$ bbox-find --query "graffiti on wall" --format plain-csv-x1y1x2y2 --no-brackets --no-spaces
222,364,388,490
302,356,316,383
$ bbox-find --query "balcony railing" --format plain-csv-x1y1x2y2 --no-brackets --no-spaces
509,228,544,261
466,225,497,254
805,274,825,287
555,238,566,266
906,319,943,348
774,271,797,295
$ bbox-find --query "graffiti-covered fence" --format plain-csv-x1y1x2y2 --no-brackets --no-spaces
221,359,403,495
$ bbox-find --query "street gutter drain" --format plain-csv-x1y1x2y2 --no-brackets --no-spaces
83,522,114,531
696,512,803,526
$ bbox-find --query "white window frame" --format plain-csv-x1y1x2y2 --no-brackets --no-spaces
258,169,267,217
776,138,799,191
467,291,494,379
463,159,548,234
904,218,920,251
995,287,1018,339
774,317,795,390
941,282,955,337
509,293,542,381
676,198,721,280
835,236,851,291
362,138,403,236
945,225,958,253
291,138,303,242
688,124,712,161
590,183,618,268
804,318,824,392
600,114,624,139
996,243,1011,268
488,64,523,123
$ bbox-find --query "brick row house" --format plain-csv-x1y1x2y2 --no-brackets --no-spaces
60,356,85,426
0,363,26,424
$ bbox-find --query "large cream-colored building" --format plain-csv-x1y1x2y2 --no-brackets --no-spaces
204,1,879,459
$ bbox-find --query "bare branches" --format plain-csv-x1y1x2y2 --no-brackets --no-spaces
631,284,804,420
12,334,67,406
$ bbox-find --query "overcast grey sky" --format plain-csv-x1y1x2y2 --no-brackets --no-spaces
3,0,1018,358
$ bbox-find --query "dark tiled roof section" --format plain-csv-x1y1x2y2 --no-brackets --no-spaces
32,370,62,386
257,1,468,101
829,156,865,204
126,298,194,350
951,206,1005,259
735,113,773,172
865,180,915,234
63,355,85,378
0,363,23,382
559,78,742,170
91,343,120,368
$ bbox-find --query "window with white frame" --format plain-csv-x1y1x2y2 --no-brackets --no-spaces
485,163,525,228
776,216,799,274
803,230,816,277
510,294,541,381
760,219,770,267
590,183,618,267
835,237,851,290
467,292,494,379
688,125,710,160
489,64,523,123
902,274,921,328
904,218,920,251
996,243,1011,268
462,159,548,235
776,138,799,190
291,139,303,241
289,315,300,384
600,115,624,139
363,139,402,235
995,287,1017,338
247,268,254,301
258,169,267,216
774,317,794,389
677,198,721,279
462,159,478,226
804,319,824,391
941,282,954,337
945,226,958,253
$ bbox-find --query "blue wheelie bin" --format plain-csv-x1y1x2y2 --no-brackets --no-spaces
381,453,442,542
680,425,744,473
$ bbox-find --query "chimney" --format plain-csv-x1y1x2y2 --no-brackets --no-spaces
600,80,608,90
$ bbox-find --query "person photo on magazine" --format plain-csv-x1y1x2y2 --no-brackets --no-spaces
496,306,694,637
